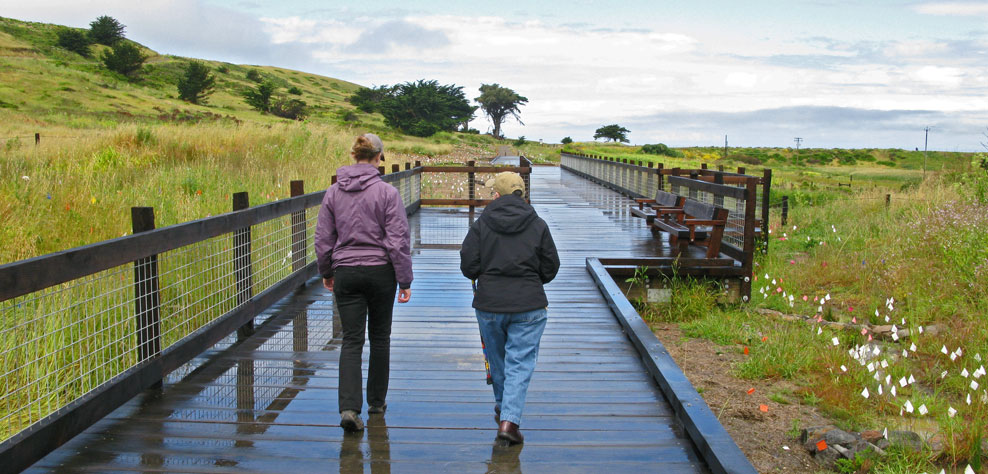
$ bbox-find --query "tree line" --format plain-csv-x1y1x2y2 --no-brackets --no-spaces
52,16,645,140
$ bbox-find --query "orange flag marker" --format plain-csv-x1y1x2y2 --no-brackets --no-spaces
816,439,828,451
759,404,768,413
747,388,755,395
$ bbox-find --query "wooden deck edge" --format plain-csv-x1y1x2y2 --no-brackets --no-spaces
586,257,757,474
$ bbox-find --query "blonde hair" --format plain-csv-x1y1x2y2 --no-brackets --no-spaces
351,134,382,162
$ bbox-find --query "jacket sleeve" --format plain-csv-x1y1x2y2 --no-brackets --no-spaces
537,222,560,284
383,187,413,289
314,191,337,279
459,221,482,280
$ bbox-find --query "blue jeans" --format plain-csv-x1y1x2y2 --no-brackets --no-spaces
476,308,547,426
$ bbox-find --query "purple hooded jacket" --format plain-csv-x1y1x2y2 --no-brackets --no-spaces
315,163,413,289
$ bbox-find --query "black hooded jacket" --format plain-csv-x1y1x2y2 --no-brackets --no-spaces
460,193,560,313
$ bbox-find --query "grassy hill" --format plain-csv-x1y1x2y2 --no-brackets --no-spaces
0,16,376,131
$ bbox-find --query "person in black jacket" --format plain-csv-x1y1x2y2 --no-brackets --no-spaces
460,171,560,445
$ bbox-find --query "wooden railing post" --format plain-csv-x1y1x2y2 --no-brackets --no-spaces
405,162,411,170
713,173,725,207
34,133,40,146
761,169,772,251
688,171,699,200
378,166,385,175
233,192,254,340
657,163,664,191
131,207,162,386
392,164,400,173
781,196,789,226
467,160,476,213
290,181,306,278
885,194,891,209
741,180,758,302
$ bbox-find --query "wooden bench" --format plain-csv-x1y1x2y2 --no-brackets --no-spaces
631,190,685,224
651,199,729,258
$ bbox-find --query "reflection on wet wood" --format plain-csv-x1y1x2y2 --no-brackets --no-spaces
29,167,710,473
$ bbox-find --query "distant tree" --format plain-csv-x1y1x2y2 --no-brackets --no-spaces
271,98,308,120
56,28,91,57
177,61,216,104
561,136,573,145
245,69,262,82
475,84,527,139
217,65,229,74
376,80,475,137
641,143,679,157
89,15,125,45
348,85,391,113
101,41,147,77
514,136,526,147
243,81,276,112
594,124,630,143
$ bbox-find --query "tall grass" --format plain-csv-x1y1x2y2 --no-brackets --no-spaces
646,160,988,470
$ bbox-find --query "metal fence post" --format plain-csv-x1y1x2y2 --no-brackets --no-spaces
131,207,162,388
233,192,254,340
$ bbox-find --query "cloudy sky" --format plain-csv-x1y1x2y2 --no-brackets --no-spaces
5,0,988,150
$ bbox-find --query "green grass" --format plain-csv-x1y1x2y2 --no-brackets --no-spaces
642,158,988,471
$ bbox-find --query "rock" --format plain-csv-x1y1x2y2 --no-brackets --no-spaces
800,425,834,445
868,442,887,457
801,425,837,451
887,430,923,453
823,428,858,447
860,430,883,444
813,446,843,468
832,443,850,458
876,438,890,450
927,433,945,453
844,438,878,460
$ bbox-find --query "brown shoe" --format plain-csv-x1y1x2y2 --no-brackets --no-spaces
497,421,523,444
494,406,501,424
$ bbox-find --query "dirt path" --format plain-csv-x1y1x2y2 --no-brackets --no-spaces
652,323,835,473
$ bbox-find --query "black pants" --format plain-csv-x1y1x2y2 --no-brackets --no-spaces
334,264,397,413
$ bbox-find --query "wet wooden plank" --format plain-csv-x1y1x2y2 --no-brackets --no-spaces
30,167,713,473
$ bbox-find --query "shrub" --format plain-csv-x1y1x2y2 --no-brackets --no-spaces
217,65,229,74
287,86,302,95
514,136,526,147
176,61,216,104
561,136,573,144
243,82,275,112
245,69,261,82
641,143,680,157
101,42,147,78
89,15,125,45
56,28,91,57
271,98,308,120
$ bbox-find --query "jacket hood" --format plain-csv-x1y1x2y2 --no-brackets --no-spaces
481,194,537,234
336,163,382,192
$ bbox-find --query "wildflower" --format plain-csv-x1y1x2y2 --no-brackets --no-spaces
21,175,29,181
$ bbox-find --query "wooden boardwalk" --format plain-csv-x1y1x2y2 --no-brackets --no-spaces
30,167,711,473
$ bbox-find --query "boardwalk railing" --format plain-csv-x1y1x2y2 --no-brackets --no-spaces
561,152,771,299
0,158,533,472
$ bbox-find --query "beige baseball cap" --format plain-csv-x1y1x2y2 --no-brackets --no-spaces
485,171,525,198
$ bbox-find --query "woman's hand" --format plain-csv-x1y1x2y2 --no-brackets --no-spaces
323,277,334,292
398,288,411,303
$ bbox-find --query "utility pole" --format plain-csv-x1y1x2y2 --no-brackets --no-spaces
724,135,728,160
923,127,930,179
794,137,802,152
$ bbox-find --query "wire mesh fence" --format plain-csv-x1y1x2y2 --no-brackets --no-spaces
0,162,490,468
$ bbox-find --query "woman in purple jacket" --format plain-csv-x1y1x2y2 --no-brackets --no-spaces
315,133,413,432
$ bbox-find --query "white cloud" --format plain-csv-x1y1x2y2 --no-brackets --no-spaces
912,65,964,87
914,2,988,16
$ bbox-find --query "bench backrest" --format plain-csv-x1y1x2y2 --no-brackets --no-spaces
683,199,728,221
655,190,684,208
